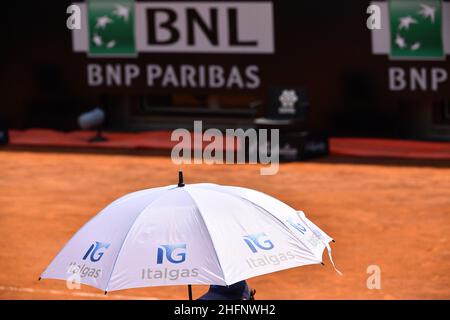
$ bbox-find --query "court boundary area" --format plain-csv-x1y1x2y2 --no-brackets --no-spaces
0,285,159,300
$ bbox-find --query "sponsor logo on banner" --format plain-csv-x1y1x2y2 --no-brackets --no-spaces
157,243,187,264
74,0,274,56
371,0,450,91
372,0,447,60
267,87,309,120
390,0,444,59
278,90,298,115
87,0,136,56
71,0,273,89
82,241,110,262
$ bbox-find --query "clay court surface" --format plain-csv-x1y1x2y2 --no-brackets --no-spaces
0,150,449,299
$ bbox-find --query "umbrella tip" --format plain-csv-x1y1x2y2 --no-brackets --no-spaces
321,262,325,266
332,239,336,243
38,277,41,281
104,290,107,295
178,171,185,187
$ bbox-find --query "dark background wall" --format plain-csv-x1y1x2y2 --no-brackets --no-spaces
1,0,449,139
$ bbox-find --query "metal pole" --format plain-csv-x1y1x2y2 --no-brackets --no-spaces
178,171,185,187
188,285,193,300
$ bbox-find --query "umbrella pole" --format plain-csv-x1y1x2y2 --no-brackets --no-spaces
178,171,185,187
188,285,193,300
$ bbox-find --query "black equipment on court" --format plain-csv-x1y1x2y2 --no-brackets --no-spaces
78,108,108,142
253,86,329,162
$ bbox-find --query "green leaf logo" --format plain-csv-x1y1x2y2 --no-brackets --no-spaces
87,0,136,57
389,0,444,59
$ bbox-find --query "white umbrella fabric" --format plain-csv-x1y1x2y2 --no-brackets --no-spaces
40,172,340,294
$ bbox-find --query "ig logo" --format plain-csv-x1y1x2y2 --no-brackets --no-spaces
157,244,187,264
243,233,274,253
286,218,307,235
83,241,110,262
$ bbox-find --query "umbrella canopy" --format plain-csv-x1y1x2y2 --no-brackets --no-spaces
40,173,340,293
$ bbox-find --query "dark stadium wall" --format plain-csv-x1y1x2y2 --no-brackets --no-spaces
1,0,449,140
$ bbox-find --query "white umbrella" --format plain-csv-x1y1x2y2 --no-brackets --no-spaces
40,172,340,297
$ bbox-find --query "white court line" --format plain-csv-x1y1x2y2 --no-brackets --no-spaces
0,285,159,300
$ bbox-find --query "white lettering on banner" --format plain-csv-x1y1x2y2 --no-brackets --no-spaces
87,64,260,89
389,67,448,91
135,2,274,53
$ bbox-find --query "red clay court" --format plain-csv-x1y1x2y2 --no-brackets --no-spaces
0,131,449,299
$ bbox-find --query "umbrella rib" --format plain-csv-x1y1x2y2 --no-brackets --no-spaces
183,187,229,286
103,186,179,292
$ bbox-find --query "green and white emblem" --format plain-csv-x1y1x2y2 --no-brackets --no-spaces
87,0,136,56
389,0,443,59
371,0,450,60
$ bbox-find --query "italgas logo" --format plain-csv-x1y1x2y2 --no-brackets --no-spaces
82,241,110,262
243,233,274,253
142,243,197,281
157,244,187,264
286,218,307,235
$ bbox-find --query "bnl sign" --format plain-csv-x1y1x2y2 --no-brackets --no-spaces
72,0,274,56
